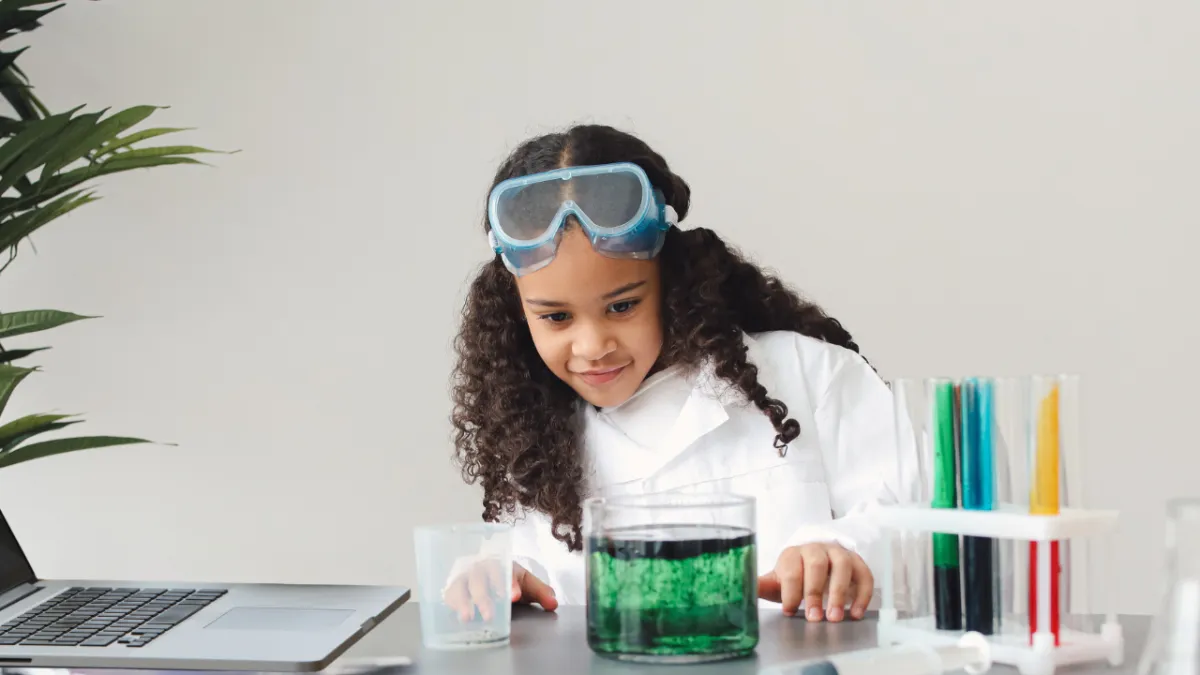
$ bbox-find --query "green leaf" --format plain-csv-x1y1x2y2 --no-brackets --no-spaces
0,109,103,195
2,161,101,212
0,435,153,470
23,108,105,183
0,46,28,73
0,5,62,33
0,188,99,251
0,309,94,339
1,420,79,452
0,0,66,9
0,67,41,121
0,412,75,447
40,105,163,179
0,105,81,174
0,346,48,363
98,155,207,172
0,362,33,417
98,127,192,155
6,154,210,212
106,145,218,161
0,114,23,135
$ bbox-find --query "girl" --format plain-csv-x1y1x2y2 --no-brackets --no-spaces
449,125,914,623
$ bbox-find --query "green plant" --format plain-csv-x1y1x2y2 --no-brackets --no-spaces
0,0,227,469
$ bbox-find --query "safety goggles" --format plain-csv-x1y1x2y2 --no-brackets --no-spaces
486,162,678,276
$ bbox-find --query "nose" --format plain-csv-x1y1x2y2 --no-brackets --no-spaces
571,321,616,362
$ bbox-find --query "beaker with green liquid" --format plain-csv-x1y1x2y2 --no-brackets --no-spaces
583,493,758,664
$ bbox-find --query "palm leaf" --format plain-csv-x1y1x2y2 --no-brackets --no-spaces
0,346,48,363
0,66,42,121
0,435,153,470
0,412,75,447
98,127,192,155
0,0,66,10
0,309,93,339
0,362,33,416
105,145,218,162
100,155,207,172
1,420,79,452
0,188,98,251
0,105,80,174
0,46,28,73
0,114,23,135
40,105,162,179
3,146,216,216
0,4,61,34
12,108,104,186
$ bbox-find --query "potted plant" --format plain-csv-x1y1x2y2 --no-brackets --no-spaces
0,0,226,469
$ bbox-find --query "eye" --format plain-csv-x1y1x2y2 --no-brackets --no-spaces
538,312,571,324
609,299,640,314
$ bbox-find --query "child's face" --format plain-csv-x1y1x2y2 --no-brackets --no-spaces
513,227,663,408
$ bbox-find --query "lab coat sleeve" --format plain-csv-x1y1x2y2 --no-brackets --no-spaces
783,350,919,580
509,511,556,591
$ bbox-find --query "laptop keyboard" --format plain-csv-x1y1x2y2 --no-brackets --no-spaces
0,586,227,648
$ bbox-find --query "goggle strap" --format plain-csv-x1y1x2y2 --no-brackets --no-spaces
664,205,679,227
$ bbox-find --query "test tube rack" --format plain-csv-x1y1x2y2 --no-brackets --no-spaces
875,504,1124,675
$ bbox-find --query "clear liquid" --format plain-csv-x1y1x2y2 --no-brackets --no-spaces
421,585,511,651
585,524,758,663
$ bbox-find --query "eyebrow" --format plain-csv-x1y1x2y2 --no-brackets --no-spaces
524,280,647,308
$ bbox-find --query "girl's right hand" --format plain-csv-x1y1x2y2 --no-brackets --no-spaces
443,561,558,622
510,562,558,611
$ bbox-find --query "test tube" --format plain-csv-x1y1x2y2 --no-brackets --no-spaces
892,377,961,629
891,377,935,619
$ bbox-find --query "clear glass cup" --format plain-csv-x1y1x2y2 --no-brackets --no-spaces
412,523,512,650
1138,498,1200,675
582,492,758,664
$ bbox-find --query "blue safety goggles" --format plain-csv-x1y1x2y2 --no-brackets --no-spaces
486,162,678,276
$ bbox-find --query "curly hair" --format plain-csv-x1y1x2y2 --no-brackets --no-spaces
451,125,869,552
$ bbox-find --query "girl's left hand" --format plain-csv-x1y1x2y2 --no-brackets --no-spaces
756,542,873,622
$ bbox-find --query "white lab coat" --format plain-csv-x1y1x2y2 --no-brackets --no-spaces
506,330,922,607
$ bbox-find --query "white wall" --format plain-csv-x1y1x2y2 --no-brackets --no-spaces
0,0,1196,615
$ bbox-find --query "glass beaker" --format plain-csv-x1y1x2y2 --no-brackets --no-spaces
412,523,512,650
1138,498,1200,675
582,492,758,664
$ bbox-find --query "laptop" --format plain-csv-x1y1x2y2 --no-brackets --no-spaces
0,505,410,672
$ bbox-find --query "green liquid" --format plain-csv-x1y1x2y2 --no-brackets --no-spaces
586,524,759,663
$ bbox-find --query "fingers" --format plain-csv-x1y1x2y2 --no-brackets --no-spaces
756,570,782,603
850,555,874,620
516,565,559,612
443,574,473,622
825,547,853,622
801,547,829,622
769,544,874,622
467,563,495,622
776,548,805,617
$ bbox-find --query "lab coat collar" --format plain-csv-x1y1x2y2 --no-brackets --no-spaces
586,332,773,489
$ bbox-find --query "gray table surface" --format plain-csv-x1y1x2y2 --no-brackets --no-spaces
336,604,1150,675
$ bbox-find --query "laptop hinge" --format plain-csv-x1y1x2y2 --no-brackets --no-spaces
0,583,44,614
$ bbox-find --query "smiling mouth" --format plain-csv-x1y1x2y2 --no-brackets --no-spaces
576,365,627,386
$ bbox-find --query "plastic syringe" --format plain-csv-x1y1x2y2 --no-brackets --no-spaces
759,632,992,675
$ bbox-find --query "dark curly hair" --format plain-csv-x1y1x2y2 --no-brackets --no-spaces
451,125,869,552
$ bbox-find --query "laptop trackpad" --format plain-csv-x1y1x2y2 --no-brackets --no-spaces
206,607,355,631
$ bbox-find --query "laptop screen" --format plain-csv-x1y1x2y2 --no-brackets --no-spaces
0,507,36,593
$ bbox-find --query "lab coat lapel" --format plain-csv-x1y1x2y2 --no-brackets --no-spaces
652,384,730,474
587,334,774,492
584,365,733,491
643,334,787,491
